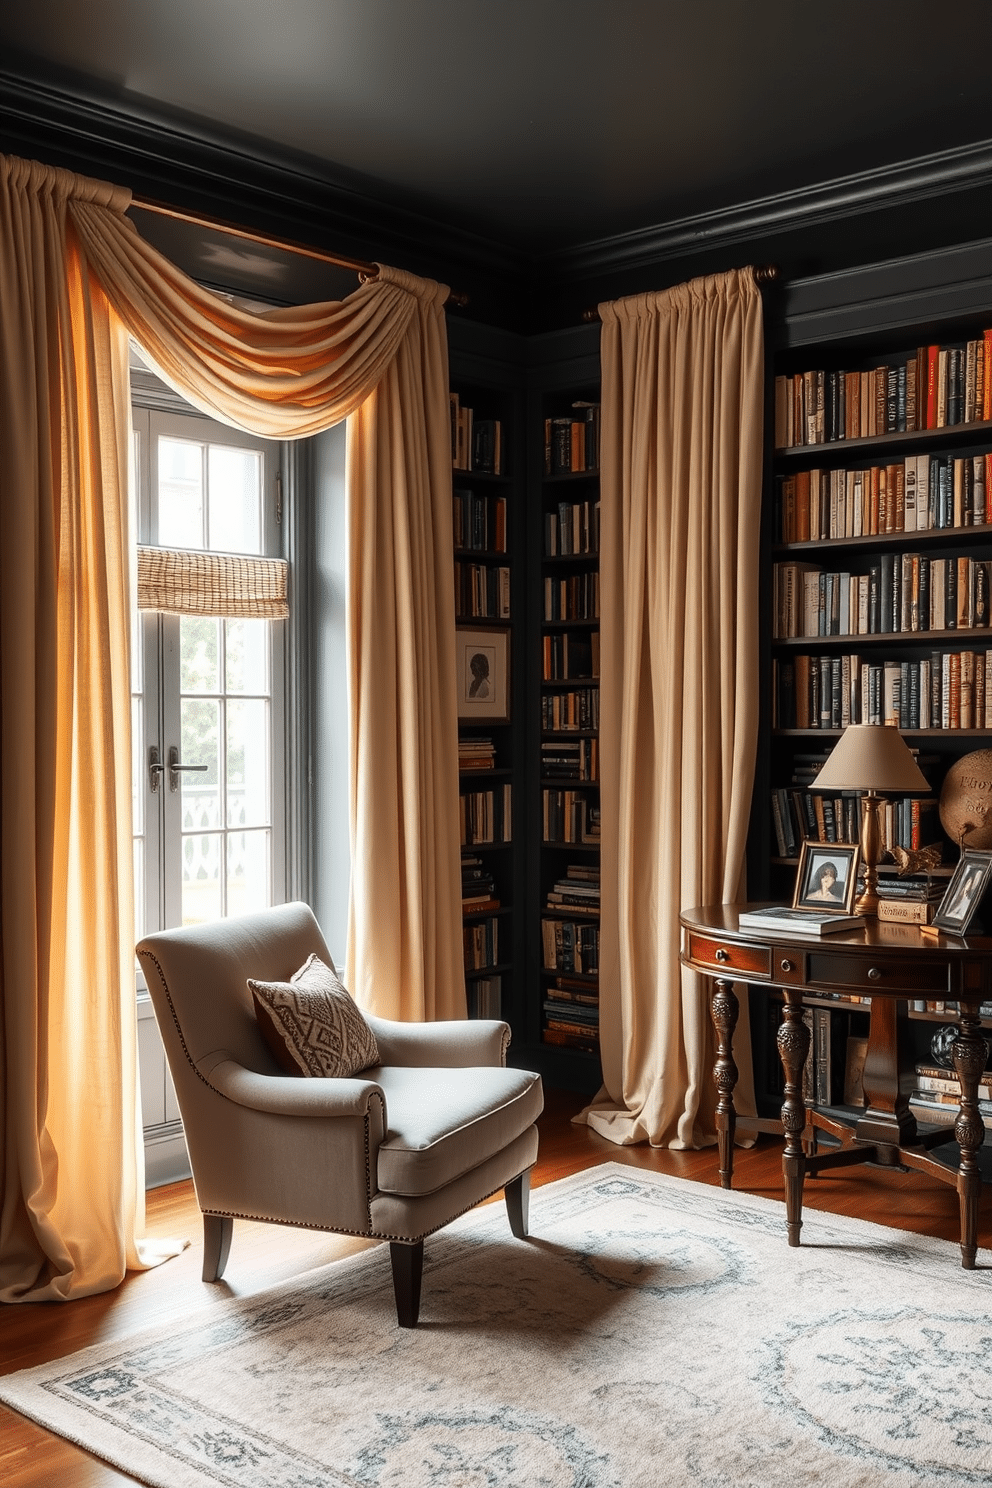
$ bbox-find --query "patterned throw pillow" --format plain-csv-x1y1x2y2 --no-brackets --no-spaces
248,953,380,1078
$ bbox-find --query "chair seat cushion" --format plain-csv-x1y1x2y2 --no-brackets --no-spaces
372,1065,543,1197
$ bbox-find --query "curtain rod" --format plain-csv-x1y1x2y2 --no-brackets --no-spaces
131,198,470,307
580,264,780,322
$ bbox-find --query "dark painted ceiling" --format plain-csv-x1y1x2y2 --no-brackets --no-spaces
2,1,991,254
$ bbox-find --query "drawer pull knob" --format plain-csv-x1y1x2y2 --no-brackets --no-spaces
868,967,882,981
781,958,794,973
715,948,730,963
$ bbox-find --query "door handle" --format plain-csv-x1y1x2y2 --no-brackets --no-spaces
149,745,165,793
168,744,209,793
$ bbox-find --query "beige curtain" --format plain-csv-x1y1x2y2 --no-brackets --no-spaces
583,269,764,1149
0,153,462,1301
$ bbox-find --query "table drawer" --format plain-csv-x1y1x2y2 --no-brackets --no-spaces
806,952,951,996
688,934,771,978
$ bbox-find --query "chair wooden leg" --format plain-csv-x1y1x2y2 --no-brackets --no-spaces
390,1240,424,1328
202,1214,233,1282
505,1169,530,1239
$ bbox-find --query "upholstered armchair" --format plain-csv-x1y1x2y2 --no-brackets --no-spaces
136,901,543,1326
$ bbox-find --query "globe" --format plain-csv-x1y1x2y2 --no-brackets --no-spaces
939,749,992,850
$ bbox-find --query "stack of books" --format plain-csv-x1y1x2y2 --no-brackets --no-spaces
876,874,947,925
461,856,498,915
458,737,495,770
542,975,599,1052
546,864,600,915
909,1062,992,1129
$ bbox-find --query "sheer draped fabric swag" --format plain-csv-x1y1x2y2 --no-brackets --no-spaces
582,269,764,1150
0,152,463,1302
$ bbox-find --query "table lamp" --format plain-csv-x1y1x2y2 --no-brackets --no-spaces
811,723,930,917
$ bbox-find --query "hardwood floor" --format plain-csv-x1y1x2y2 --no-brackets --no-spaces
2,1086,989,1487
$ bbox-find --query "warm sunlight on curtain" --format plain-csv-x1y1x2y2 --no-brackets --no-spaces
0,152,462,1301
582,269,764,1149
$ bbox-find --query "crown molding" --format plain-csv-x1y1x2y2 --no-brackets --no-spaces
0,62,528,290
544,138,992,283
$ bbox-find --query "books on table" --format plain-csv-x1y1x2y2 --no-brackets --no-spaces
737,906,866,936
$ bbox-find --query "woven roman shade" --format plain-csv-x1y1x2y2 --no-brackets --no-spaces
136,546,289,619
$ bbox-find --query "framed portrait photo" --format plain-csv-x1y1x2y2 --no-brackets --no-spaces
792,841,860,916
456,628,509,722
932,850,992,935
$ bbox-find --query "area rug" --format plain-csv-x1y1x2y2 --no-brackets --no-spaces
3,1163,991,1488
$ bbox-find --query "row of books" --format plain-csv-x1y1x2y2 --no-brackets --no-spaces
544,402,601,475
544,572,600,622
773,554,991,640
545,863,600,914
541,917,600,974
776,454,990,543
450,394,503,474
459,784,512,846
907,1002,992,1016
466,974,501,1019
453,489,507,552
464,916,499,972
542,788,601,845
770,785,939,858
454,562,510,621
764,1003,867,1107
773,334,992,449
541,686,600,732
542,631,600,681
542,975,600,1053
773,650,992,730
457,737,496,771
541,738,599,782
544,499,601,557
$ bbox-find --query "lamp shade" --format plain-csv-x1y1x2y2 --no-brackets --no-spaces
811,724,930,793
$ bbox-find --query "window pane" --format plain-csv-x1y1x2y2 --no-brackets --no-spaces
227,829,270,917
158,438,204,548
180,616,221,694
227,699,269,827
133,839,144,946
226,618,268,695
181,698,221,827
208,445,262,554
182,832,223,925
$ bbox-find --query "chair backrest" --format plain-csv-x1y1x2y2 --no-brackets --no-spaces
136,901,331,1078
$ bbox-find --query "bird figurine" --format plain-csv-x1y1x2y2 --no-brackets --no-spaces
891,842,943,876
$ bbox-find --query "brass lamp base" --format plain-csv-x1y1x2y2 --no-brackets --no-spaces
855,790,883,918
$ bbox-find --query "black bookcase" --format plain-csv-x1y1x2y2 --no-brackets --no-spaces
749,265,992,1123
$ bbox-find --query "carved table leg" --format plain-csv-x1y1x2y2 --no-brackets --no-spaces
777,991,811,1247
711,978,739,1190
951,1002,988,1270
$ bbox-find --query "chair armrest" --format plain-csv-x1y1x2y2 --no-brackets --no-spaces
365,1016,510,1068
201,1055,386,1119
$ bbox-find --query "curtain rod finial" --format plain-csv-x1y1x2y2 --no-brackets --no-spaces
753,265,780,285
582,307,601,323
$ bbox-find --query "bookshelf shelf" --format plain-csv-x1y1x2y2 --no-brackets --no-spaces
775,417,992,460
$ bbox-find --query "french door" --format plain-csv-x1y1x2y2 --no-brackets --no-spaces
130,406,286,1180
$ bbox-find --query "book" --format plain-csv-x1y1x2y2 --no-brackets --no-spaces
736,907,866,935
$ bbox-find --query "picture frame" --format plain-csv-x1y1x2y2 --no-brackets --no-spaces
456,628,509,722
792,841,860,916
932,850,992,935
